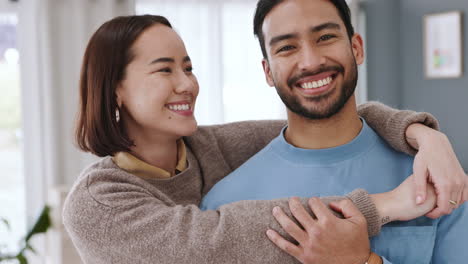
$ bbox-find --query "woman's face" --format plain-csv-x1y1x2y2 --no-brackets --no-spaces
117,24,199,141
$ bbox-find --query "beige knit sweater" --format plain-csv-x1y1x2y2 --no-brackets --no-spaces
63,102,438,264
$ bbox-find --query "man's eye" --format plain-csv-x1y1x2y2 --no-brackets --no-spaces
185,66,193,73
276,45,295,53
319,34,336,42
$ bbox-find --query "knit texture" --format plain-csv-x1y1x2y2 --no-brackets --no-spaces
63,102,439,264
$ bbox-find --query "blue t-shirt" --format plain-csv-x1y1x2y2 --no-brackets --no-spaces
201,120,468,263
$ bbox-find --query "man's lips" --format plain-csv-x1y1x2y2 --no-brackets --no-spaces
287,65,344,88
296,71,337,84
296,74,336,96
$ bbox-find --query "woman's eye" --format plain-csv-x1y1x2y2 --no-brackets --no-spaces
277,45,295,53
319,34,336,42
158,68,172,73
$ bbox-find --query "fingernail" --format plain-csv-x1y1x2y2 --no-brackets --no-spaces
416,195,423,204
273,206,279,214
266,230,274,237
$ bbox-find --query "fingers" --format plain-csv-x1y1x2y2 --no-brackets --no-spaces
307,197,335,222
412,161,428,204
455,175,466,205
309,197,344,228
425,208,445,219
266,229,302,258
425,187,453,219
289,197,316,233
463,177,468,203
446,173,464,207
453,189,463,208
464,188,468,204
427,188,462,219
328,199,362,221
436,183,454,215
272,206,307,243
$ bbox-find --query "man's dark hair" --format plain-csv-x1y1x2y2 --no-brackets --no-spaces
76,15,172,157
253,0,355,59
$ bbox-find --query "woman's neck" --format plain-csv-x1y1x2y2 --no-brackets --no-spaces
128,131,179,174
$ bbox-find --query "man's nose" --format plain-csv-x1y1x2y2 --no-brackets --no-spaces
297,46,326,72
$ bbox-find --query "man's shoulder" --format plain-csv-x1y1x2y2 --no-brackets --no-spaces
190,120,286,142
373,132,414,161
365,124,414,160
229,139,278,173
184,120,286,173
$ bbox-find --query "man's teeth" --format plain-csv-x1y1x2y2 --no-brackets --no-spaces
300,76,333,89
167,104,190,111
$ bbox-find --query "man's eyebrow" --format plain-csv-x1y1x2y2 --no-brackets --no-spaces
268,22,340,47
183,56,191,62
269,33,298,47
311,22,341,33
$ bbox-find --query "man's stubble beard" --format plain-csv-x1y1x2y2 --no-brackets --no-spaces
273,61,358,120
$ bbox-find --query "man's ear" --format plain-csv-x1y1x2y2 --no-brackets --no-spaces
351,33,364,65
262,58,275,87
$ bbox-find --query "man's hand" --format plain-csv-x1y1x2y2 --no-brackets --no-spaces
266,197,370,264
406,124,466,218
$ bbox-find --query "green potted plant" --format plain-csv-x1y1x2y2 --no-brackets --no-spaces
0,206,52,264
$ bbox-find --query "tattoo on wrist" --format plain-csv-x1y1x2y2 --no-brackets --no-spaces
381,216,391,225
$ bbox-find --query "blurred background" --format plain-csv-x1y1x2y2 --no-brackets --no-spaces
0,0,466,263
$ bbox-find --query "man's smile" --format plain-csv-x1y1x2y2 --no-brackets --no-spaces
293,72,338,96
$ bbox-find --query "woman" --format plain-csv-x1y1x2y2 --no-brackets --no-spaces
64,15,444,264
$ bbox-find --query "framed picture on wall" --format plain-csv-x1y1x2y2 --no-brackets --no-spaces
424,11,463,79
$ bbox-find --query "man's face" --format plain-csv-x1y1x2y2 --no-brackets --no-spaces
261,0,364,119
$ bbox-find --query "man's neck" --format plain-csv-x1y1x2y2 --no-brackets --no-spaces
284,98,363,149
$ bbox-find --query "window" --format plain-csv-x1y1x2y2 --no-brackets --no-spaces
136,0,286,125
136,0,366,123
0,12,25,254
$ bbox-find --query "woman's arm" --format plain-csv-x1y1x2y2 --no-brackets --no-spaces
360,102,466,218
189,102,439,194
190,102,461,220
357,101,439,155
63,166,378,264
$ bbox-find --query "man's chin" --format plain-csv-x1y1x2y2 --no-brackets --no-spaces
292,97,349,120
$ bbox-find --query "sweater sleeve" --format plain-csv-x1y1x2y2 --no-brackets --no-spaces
357,101,440,155
63,168,378,264
191,102,440,188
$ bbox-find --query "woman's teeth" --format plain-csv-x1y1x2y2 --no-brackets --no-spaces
300,76,333,89
167,104,190,111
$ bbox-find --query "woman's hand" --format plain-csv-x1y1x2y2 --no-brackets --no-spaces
370,174,437,224
406,123,466,218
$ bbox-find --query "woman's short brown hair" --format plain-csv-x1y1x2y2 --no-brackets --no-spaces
75,15,172,157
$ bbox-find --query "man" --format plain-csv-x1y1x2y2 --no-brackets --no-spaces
201,0,468,263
